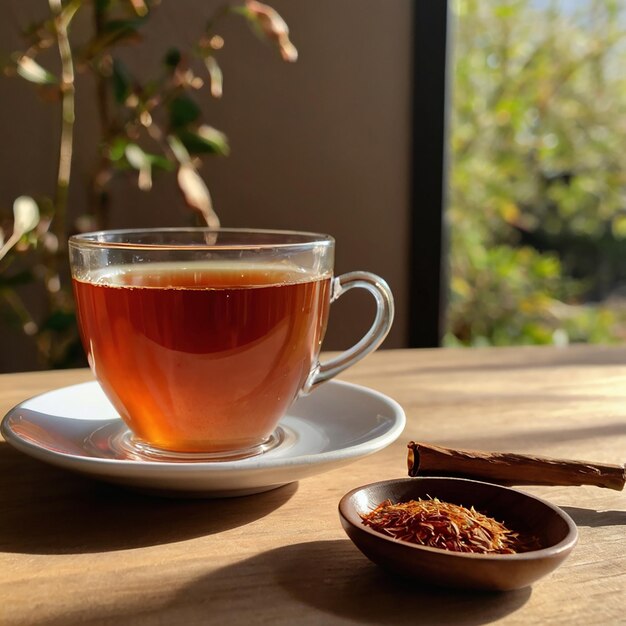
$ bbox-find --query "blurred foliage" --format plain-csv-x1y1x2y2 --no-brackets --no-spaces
446,0,626,347
0,0,296,369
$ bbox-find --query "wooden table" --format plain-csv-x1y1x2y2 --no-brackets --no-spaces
1,346,625,625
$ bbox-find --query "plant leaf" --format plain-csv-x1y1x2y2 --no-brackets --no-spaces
13,196,39,235
164,47,181,71
138,164,152,191
178,126,230,156
125,143,146,169
146,153,175,171
177,164,210,210
167,135,191,164
177,164,219,228
243,1,298,62
611,214,626,239
124,144,152,190
128,0,148,17
16,56,57,85
204,56,223,98
109,136,129,161
169,95,200,130
112,58,132,103
0,196,39,261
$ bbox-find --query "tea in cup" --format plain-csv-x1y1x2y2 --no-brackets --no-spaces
69,229,394,460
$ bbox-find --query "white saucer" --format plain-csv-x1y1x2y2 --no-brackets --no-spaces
1,380,405,497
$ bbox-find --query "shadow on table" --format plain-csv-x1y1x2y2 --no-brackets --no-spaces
561,506,626,527
168,540,530,625
0,442,297,555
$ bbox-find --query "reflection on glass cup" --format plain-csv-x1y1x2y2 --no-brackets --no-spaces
69,229,394,460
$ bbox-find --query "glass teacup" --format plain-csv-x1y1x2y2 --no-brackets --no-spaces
69,228,394,461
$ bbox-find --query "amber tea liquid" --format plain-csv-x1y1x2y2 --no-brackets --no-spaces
73,264,331,453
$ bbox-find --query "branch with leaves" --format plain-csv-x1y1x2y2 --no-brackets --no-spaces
0,0,297,369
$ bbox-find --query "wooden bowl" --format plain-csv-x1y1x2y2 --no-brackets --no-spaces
338,477,578,591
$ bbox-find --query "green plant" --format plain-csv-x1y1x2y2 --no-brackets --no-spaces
0,0,296,368
447,0,626,346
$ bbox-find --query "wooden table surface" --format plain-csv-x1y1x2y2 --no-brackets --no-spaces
1,345,625,625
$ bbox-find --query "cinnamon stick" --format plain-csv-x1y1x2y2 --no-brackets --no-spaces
407,441,626,491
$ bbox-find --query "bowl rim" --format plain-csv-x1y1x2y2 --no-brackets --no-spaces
338,476,579,561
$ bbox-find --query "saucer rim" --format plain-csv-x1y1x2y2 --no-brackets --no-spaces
1,379,406,473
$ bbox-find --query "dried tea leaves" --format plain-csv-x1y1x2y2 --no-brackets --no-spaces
360,497,538,554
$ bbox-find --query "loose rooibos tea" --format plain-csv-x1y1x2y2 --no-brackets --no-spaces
361,497,538,554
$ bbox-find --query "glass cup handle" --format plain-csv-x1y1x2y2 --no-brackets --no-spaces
302,271,395,394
